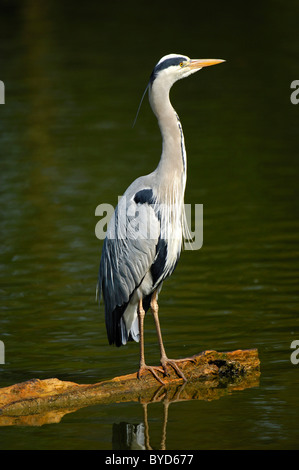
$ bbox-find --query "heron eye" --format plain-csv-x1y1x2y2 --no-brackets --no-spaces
180,62,184,67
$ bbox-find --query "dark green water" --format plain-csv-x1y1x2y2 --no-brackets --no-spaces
1,0,299,450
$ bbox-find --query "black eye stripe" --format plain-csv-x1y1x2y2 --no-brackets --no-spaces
156,56,187,71
150,56,188,84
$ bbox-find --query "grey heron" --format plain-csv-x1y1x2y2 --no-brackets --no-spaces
98,53,224,384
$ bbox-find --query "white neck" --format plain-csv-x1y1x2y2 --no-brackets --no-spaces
149,76,187,191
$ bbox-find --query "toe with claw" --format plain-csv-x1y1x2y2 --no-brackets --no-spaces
137,364,165,385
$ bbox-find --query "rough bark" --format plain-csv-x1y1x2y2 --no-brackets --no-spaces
0,349,260,426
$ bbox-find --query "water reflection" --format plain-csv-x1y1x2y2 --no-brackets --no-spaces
0,363,259,430
1,0,299,451
113,422,146,450
111,371,260,451
113,384,189,451
113,405,168,451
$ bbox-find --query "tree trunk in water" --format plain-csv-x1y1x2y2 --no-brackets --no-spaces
0,349,260,426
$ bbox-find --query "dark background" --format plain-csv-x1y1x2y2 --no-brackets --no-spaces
0,0,299,449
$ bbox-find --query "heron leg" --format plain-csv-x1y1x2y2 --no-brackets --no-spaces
150,291,188,382
137,298,164,385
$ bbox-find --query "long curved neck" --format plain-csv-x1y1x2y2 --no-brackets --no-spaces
149,79,187,189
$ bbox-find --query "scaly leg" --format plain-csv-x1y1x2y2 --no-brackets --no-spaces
137,298,164,384
151,291,194,382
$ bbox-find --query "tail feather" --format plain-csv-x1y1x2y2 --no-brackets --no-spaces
107,293,152,347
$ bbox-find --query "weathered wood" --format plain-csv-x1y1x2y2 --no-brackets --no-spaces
0,349,260,426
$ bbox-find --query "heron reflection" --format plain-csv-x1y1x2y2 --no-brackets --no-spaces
112,383,186,450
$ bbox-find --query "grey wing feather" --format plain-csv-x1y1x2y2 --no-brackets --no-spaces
98,186,160,345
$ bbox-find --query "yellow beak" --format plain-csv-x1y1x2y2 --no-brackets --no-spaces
189,58,225,69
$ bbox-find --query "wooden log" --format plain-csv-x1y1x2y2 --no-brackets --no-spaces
0,349,260,426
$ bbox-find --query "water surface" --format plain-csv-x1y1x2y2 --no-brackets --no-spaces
1,0,299,450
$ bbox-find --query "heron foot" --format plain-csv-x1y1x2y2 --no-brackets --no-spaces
137,364,165,385
177,356,197,364
160,357,190,382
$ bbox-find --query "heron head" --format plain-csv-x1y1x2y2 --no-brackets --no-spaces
149,53,225,88
133,53,225,127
